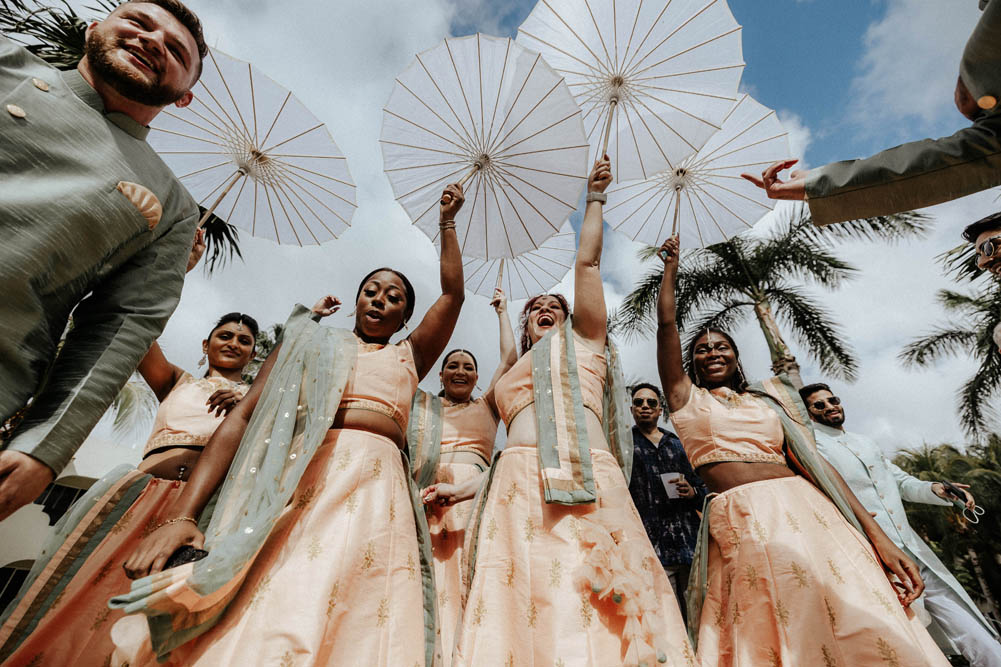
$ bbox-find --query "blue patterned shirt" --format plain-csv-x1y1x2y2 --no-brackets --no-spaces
627,426,706,567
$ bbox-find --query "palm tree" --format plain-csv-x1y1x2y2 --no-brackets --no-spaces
611,205,929,388
894,440,1001,620
899,282,1001,437
243,323,284,384
1,0,242,273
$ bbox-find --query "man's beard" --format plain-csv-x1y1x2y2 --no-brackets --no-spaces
816,412,845,428
84,29,187,108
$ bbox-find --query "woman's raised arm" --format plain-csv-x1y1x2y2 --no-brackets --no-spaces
408,184,466,379
655,236,693,413
572,157,612,347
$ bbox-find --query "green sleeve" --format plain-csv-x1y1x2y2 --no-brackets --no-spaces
805,111,1001,225
6,211,198,473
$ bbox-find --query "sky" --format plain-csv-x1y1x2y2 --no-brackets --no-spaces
73,0,1000,461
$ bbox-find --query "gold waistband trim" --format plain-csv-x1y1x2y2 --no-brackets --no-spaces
143,433,210,457
505,398,602,426
340,398,408,432
692,450,786,469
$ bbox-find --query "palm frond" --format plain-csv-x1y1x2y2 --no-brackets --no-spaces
791,204,931,246
1,0,116,69
609,268,663,339
754,236,856,289
957,354,1001,438
939,243,985,283
765,285,858,380
899,328,980,367
199,207,244,274
109,376,158,441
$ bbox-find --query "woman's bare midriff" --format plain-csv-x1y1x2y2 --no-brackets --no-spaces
439,450,489,467
505,403,610,452
330,408,405,448
138,448,202,481
696,461,797,495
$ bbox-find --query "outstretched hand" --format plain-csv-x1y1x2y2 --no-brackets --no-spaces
310,295,342,319
740,159,807,201
186,228,206,273
0,451,54,521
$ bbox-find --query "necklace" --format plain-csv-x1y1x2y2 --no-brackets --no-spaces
708,386,747,409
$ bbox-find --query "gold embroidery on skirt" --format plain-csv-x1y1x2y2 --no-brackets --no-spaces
877,638,900,666
307,536,322,561
406,553,416,581
784,511,802,533
361,542,375,570
824,597,838,632
549,559,562,587
775,599,790,627
376,598,389,627
827,559,845,584
505,560,515,587
789,561,809,588
486,517,498,540
279,650,295,667
768,647,782,667
473,597,486,625
579,592,594,628
326,581,340,617
295,486,316,510
821,645,837,667
526,601,538,628
744,564,758,590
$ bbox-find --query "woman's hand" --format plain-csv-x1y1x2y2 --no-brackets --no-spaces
871,535,924,606
123,520,204,580
422,483,461,506
588,155,612,194
206,388,242,416
489,288,506,314
440,183,465,220
658,235,680,278
186,228,206,273
310,295,342,319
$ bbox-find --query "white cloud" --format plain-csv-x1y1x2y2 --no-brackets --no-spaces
848,0,981,140
776,110,812,167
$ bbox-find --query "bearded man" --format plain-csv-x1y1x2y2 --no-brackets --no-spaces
802,382,1001,667
0,0,206,520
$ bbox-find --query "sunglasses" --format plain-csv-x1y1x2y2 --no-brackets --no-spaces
810,396,841,411
978,236,1001,258
632,398,660,408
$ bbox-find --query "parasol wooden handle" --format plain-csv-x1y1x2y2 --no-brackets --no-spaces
600,98,618,156
494,258,505,291
441,163,481,205
671,186,682,237
198,169,247,228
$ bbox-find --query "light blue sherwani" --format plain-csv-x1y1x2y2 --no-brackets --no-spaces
814,423,997,644
1,35,198,474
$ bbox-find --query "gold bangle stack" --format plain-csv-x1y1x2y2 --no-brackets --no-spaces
439,220,457,231
152,516,198,532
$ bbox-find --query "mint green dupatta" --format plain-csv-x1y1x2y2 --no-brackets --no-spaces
532,318,632,504
407,389,444,489
684,374,864,647
109,305,358,659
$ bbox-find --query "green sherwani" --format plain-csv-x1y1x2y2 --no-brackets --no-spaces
0,34,198,474
806,0,1001,225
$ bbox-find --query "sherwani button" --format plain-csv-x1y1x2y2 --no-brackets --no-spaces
32,77,50,92
6,103,26,118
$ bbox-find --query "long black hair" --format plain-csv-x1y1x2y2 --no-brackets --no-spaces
355,267,416,332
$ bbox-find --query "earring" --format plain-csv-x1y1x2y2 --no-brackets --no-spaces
198,353,207,368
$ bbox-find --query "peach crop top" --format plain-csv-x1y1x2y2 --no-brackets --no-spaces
143,373,249,458
339,338,419,433
440,397,498,465
494,333,606,427
669,385,786,469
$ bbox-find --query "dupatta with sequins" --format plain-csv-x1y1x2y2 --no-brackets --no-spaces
684,373,864,647
108,306,439,666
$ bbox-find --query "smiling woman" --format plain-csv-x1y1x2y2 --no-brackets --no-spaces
0,312,257,665
106,183,465,666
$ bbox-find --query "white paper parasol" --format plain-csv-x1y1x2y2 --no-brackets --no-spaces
517,0,744,183
381,33,589,259
149,48,356,246
604,94,789,247
463,220,576,299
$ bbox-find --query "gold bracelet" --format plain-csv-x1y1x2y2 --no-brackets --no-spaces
439,220,456,230
152,516,198,532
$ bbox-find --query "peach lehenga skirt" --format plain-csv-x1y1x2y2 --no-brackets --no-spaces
0,473,185,667
121,428,429,667
453,445,694,667
697,475,949,666
427,461,483,666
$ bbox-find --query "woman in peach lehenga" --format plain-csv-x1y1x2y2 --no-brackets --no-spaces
411,289,516,665
107,184,467,667
452,159,694,667
0,311,257,666
655,234,949,666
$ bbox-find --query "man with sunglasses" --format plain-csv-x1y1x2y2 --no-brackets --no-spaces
802,382,1000,666
626,382,706,621
964,211,1001,275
